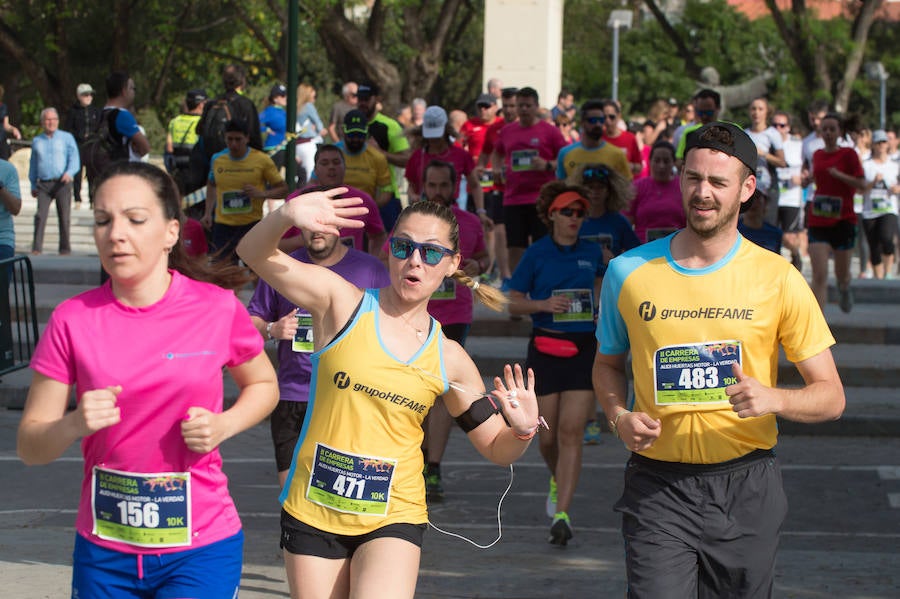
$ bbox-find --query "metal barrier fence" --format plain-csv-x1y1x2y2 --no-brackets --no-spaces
0,255,39,377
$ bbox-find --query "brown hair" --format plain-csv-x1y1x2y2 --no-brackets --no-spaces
535,181,592,227
566,163,634,212
394,201,508,312
92,161,252,291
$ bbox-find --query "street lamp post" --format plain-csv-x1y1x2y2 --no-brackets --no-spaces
607,10,633,103
865,61,889,132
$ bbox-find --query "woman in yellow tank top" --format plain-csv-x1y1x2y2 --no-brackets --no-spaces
238,188,541,599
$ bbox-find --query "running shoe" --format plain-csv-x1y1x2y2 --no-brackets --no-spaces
584,420,601,445
839,285,854,313
548,511,573,547
546,476,557,518
424,465,444,502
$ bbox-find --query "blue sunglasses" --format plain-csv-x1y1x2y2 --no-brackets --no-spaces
389,237,456,266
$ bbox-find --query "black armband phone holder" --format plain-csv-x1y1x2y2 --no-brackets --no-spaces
455,395,501,433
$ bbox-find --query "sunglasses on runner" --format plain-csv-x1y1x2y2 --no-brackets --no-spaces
389,237,457,265
556,207,586,218
773,122,790,129
584,115,606,125
583,166,610,182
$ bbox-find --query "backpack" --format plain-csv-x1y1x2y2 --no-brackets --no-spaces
199,96,235,159
82,108,128,181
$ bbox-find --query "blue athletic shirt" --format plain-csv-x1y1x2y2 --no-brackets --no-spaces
507,235,604,332
579,212,640,256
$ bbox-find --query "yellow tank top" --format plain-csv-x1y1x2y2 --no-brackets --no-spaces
281,289,447,534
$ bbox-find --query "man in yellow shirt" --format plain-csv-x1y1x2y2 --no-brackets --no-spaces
593,122,844,598
202,120,287,262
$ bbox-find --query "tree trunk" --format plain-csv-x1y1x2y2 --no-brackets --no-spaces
834,0,883,113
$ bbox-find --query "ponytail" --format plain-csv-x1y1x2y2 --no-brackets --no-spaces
450,270,508,312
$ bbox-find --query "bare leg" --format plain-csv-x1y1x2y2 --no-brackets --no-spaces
284,551,350,599
349,537,421,599
807,242,831,309
552,390,595,516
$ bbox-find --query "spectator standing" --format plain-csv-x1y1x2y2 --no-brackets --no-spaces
861,130,900,279
202,120,288,262
63,83,101,207
0,85,22,160
410,98,427,129
491,87,568,272
295,83,325,185
0,157,22,259
28,108,80,255
259,84,288,169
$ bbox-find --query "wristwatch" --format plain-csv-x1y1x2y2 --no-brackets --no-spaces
266,322,275,340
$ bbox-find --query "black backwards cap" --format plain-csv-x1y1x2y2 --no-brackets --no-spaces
684,121,759,213
684,122,758,174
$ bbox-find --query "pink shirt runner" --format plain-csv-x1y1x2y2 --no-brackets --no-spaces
494,120,567,206
31,271,263,554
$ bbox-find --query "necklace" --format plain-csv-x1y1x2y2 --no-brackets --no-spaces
383,293,427,340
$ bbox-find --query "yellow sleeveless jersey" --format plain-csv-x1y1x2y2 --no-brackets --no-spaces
597,234,834,464
281,289,447,534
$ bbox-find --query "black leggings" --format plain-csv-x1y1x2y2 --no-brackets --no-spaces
862,214,898,264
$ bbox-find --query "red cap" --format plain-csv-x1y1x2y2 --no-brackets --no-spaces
548,191,589,214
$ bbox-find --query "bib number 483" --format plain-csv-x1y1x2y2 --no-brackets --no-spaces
678,367,720,390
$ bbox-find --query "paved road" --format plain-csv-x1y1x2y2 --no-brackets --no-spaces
1,409,898,598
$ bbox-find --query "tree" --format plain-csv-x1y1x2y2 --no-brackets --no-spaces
299,0,481,112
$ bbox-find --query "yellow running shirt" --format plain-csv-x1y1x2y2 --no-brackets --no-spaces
281,289,446,534
596,234,834,464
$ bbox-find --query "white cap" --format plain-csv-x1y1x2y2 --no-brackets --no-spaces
76,83,95,96
422,106,448,139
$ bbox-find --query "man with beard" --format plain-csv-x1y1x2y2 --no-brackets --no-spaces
592,122,844,598
556,99,631,181
279,144,387,256
337,109,393,211
248,217,390,487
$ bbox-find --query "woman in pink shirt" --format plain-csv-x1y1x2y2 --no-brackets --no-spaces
17,161,279,598
627,141,685,242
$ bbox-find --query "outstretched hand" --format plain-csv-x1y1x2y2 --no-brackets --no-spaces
490,364,539,435
283,187,369,236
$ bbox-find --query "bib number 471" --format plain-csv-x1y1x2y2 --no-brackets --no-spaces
332,475,366,499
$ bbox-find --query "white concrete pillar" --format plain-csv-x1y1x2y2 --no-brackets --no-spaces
483,0,564,108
